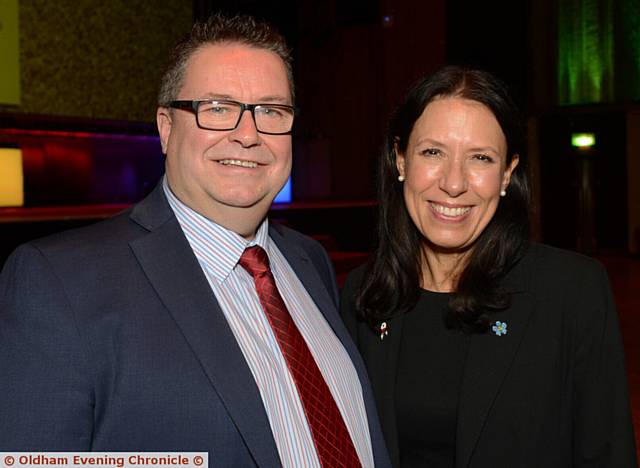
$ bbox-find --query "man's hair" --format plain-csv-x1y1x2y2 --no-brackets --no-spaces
157,14,294,106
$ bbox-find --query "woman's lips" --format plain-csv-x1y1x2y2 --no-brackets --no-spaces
429,202,471,219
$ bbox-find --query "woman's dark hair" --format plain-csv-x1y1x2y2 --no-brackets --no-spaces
356,65,530,333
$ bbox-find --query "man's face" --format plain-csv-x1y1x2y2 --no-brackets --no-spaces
157,43,292,233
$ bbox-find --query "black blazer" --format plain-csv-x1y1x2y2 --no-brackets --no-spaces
0,183,391,467
341,243,637,468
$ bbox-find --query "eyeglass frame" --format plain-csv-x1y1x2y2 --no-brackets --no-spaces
168,99,297,135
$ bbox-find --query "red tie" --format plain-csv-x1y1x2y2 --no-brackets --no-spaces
239,245,362,468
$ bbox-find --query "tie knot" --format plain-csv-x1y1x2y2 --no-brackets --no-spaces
239,245,271,278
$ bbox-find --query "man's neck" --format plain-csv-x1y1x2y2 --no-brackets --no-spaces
163,178,269,240
209,206,267,240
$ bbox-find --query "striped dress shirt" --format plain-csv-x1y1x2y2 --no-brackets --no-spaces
163,179,374,467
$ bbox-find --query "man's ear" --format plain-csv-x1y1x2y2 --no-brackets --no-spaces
157,107,172,155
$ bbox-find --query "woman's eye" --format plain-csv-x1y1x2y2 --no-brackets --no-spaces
473,153,494,163
420,148,441,157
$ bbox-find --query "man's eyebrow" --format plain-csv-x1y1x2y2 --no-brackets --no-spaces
200,93,234,100
257,95,291,104
199,93,291,104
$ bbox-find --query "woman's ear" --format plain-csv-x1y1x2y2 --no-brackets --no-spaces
394,140,406,179
502,153,519,189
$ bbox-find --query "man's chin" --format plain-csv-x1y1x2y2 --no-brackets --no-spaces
219,193,271,210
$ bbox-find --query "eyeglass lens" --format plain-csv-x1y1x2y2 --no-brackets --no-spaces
197,101,293,134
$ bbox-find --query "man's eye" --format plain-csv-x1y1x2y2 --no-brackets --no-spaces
259,107,285,118
209,106,229,114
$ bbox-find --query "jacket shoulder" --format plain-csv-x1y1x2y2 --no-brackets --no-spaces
342,263,368,296
523,243,607,284
269,222,330,261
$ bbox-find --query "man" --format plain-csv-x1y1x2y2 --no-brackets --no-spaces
0,14,390,467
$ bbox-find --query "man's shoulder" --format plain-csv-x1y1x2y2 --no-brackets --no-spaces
33,209,137,249
14,208,149,272
269,222,328,258
1,208,151,292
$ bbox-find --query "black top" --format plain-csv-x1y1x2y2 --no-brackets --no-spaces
395,289,470,467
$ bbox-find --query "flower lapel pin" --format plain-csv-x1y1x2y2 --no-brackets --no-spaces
378,322,389,341
492,320,508,336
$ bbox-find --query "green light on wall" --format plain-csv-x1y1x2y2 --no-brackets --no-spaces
571,133,596,149
558,0,640,104
557,0,613,104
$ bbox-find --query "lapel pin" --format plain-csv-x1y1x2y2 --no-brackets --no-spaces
492,320,508,336
379,322,389,341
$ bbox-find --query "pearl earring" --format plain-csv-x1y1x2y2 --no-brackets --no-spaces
500,189,507,197
398,175,405,182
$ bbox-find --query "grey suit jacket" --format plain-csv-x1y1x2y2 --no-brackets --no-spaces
0,183,391,467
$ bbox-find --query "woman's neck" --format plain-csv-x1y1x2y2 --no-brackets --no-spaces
420,245,471,292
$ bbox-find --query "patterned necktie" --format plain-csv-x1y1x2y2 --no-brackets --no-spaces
239,245,362,468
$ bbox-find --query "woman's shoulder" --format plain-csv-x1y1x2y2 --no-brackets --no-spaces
522,242,607,280
517,243,611,308
342,263,369,295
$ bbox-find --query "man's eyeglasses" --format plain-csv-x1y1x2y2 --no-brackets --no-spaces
169,100,296,135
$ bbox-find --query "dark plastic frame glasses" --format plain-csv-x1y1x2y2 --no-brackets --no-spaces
169,99,296,135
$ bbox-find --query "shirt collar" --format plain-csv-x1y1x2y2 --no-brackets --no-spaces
162,176,270,283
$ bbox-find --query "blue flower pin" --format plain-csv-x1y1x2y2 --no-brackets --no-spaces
492,321,508,336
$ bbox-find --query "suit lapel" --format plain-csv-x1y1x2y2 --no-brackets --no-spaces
456,290,536,468
129,187,281,467
268,226,344,338
270,226,392,467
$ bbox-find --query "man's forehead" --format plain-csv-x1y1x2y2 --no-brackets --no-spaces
180,43,292,101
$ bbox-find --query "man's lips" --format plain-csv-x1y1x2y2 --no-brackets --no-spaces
216,159,259,168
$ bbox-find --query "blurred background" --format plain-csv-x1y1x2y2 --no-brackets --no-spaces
0,0,638,454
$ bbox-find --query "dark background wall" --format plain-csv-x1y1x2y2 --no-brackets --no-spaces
0,0,193,121
0,0,531,201
1,0,639,255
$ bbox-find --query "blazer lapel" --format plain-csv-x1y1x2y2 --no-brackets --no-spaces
456,290,536,468
359,313,405,468
129,187,281,467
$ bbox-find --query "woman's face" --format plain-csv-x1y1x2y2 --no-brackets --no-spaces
396,96,519,253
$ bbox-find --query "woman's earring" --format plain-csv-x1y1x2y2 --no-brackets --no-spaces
500,189,507,197
398,175,405,182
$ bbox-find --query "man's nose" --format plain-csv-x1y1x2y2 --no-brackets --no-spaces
228,109,260,147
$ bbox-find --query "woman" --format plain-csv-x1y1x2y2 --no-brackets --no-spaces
340,66,637,467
